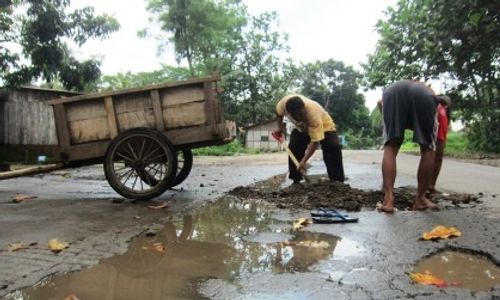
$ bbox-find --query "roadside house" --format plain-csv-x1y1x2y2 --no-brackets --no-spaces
245,119,291,151
245,119,277,150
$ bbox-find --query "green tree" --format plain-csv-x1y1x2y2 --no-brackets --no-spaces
221,12,294,125
369,106,383,145
364,0,499,152
298,60,371,138
99,65,191,90
144,0,246,76
0,0,119,90
145,0,293,126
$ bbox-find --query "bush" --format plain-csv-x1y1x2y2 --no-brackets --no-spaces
342,130,378,150
444,132,468,155
466,116,500,154
399,130,485,157
192,140,260,156
399,130,419,151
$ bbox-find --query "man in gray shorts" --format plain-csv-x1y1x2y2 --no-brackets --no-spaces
379,80,438,212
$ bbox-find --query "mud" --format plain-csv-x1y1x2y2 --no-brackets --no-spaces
229,174,483,211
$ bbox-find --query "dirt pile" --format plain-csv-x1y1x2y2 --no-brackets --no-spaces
229,174,482,211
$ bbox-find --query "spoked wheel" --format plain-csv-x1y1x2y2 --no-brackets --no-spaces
104,128,177,200
170,149,193,187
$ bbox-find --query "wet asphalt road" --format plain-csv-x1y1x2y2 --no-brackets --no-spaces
0,150,499,299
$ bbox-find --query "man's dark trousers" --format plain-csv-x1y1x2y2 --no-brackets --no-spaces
288,129,345,182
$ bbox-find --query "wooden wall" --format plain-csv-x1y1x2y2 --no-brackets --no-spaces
60,83,210,146
0,88,79,145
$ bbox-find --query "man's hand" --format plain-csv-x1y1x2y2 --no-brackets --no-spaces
272,129,284,143
298,160,307,173
296,141,317,174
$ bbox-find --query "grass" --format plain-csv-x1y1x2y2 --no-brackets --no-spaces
192,140,263,156
400,130,478,157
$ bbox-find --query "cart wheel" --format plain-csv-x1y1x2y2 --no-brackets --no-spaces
170,149,193,187
104,128,177,200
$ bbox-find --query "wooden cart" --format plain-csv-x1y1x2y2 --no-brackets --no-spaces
47,74,233,200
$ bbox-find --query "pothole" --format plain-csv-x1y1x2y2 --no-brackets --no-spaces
4,197,365,299
412,250,500,291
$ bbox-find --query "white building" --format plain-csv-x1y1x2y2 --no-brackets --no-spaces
244,119,284,151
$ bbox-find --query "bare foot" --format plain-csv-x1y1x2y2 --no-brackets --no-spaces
424,198,438,209
377,193,395,213
412,197,438,211
378,205,395,213
426,187,441,196
412,202,428,211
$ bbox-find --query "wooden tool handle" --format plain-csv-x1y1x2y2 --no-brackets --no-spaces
283,144,301,169
272,131,307,177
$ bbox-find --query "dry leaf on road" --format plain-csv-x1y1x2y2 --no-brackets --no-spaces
148,203,168,210
421,225,462,240
48,239,69,253
8,242,28,252
292,218,311,230
142,243,166,253
410,270,447,287
12,194,38,203
64,294,80,300
409,270,460,288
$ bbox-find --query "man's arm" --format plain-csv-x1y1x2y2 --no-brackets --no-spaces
274,115,284,135
298,141,318,171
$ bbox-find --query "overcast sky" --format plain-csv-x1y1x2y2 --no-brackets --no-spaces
71,0,400,110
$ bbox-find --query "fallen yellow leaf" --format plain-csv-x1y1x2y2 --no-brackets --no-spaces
421,225,462,240
292,218,311,230
148,203,168,210
142,242,166,253
12,194,38,203
8,242,27,252
48,239,69,253
410,270,448,287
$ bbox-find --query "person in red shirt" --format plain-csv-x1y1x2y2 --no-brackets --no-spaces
428,95,452,194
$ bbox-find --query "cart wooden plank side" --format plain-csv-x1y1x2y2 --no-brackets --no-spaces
47,74,233,200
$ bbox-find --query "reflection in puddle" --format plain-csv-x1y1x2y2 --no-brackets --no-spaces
6,198,363,299
413,250,500,291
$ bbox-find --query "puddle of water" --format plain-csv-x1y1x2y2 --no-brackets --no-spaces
413,250,500,291
6,197,365,300
332,237,365,259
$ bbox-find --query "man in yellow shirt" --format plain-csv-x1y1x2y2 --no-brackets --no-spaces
273,94,345,183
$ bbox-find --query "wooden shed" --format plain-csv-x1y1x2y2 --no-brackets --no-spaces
0,86,81,146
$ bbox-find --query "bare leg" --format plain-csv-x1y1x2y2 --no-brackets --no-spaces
413,146,437,210
380,141,399,213
428,141,444,194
